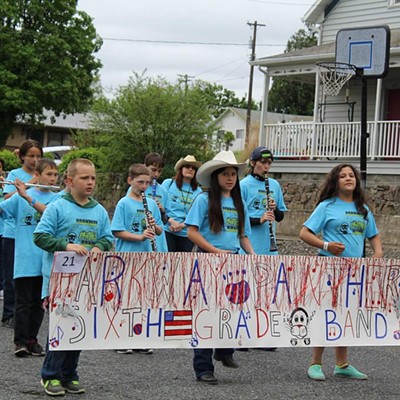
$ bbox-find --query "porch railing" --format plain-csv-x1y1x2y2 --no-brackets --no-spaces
264,121,400,160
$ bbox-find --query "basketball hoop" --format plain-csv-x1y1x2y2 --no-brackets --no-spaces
316,62,357,96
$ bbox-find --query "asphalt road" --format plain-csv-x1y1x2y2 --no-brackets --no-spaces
1,299,400,400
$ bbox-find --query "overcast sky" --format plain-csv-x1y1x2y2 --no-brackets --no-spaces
77,0,313,102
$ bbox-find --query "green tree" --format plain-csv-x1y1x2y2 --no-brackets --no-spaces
197,82,259,118
0,0,102,147
268,28,317,116
76,72,218,175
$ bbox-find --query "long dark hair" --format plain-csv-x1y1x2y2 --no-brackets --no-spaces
318,164,368,219
208,167,245,236
174,168,199,191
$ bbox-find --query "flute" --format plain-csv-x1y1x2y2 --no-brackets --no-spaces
1,180,60,191
141,191,157,252
265,175,278,252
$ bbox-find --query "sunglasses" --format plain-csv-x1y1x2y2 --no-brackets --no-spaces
182,164,197,170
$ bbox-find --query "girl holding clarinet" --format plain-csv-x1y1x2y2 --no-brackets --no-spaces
300,164,382,381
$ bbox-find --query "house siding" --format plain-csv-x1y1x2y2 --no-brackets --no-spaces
319,80,378,122
319,0,400,44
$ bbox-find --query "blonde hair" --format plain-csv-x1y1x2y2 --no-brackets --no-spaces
67,158,95,177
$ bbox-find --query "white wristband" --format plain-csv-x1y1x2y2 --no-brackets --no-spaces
323,241,329,251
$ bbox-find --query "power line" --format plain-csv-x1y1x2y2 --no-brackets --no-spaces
196,56,245,76
103,37,284,47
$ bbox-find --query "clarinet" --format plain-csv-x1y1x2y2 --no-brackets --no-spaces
141,191,157,252
265,175,278,252
151,178,157,199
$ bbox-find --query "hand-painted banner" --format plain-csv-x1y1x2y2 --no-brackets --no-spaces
48,252,400,350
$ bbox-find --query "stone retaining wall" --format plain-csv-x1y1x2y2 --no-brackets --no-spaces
94,172,400,247
272,172,400,246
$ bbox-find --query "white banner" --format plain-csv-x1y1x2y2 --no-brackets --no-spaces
48,252,400,350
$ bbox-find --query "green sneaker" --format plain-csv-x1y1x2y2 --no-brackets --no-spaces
41,379,66,396
62,380,86,394
307,364,326,381
334,364,367,380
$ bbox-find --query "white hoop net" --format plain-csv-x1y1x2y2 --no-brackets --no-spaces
316,62,357,96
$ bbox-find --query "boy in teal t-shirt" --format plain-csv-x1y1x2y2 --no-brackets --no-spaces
34,158,114,397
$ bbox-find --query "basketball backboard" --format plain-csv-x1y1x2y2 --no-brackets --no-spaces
336,25,390,78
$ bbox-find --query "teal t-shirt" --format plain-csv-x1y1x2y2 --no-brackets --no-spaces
34,196,114,298
0,188,57,278
240,174,287,254
111,195,162,252
3,168,34,239
185,192,251,253
303,197,379,257
161,179,202,237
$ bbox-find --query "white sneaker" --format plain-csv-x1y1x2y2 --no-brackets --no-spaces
116,349,133,354
137,349,154,354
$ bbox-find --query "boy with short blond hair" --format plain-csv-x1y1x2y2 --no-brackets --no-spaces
34,158,114,396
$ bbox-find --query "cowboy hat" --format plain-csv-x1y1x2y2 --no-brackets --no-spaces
174,155,202,172
196,150,247,187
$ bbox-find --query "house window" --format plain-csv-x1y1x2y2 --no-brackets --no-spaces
389,0,400,6
28,129,44,145
47,131,72,146
236,129,244,139
217,130,225,139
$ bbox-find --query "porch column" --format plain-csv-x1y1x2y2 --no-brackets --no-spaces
310,69,321,159
258,66,270,147
371,78,383,160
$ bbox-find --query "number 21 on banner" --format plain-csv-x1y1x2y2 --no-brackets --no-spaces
53,251,88,273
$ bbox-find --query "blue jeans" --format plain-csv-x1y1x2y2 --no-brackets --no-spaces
1,238,15,322
193,348,234,378
42,341,81,383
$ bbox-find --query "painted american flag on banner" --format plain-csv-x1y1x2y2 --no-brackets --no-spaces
164,310,193,340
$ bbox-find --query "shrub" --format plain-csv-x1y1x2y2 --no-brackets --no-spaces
58,147,107,173
0,149,20,172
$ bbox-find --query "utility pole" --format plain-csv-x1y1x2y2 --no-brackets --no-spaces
245,21,265,150
178,74,194,95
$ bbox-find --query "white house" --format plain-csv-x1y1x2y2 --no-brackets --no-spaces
253,0,400,172
214,107,312,152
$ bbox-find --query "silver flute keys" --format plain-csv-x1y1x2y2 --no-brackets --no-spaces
1,180,60,190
